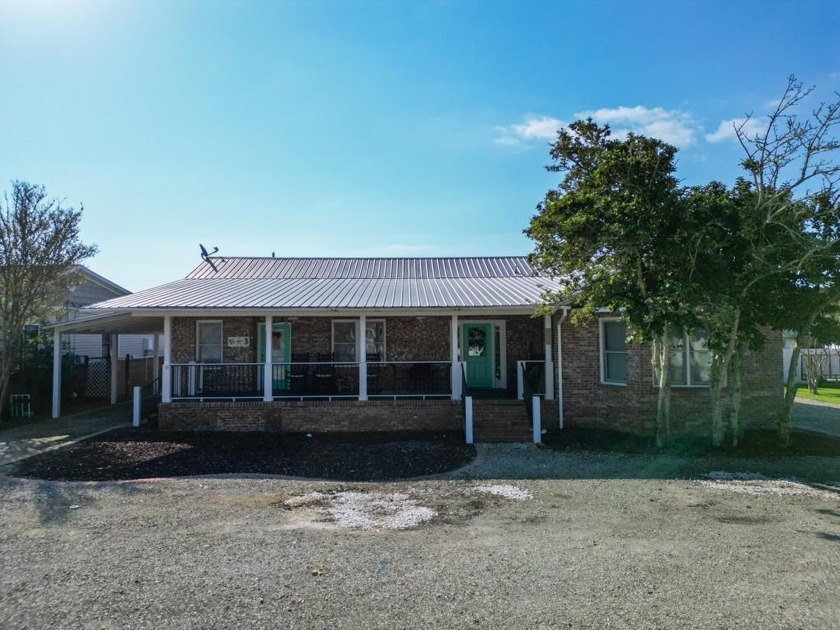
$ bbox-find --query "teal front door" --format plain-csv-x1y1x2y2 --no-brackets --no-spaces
258,322,291,392
463,323,493,388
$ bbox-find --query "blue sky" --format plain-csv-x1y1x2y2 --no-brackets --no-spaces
0,0,838,292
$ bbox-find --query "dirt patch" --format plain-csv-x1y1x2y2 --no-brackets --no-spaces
6,428,476,481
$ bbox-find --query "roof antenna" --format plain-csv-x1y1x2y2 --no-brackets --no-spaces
199,243,221,273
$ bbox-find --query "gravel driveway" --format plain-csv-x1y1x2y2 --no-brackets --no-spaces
2,446,839,629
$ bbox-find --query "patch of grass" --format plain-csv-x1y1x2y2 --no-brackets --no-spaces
792,381,840,406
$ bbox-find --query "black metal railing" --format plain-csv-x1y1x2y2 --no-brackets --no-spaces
140,377,161,420
461,361,470,398
520,360,545,417
169,360,454,400
171,363,264,399
366,361,451,398
272,361,360,398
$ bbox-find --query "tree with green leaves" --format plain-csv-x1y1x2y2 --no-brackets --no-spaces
0,181,98,420
696,77,840,447
526,120,697,447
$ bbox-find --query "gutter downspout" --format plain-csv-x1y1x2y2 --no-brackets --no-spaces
557,307,569,429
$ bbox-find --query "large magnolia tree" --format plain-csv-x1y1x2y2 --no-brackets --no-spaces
0,181,97,420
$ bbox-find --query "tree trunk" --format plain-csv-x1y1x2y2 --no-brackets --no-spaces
801,351,823,393
0,344,17,420
710,309,742,448
654,328,672,448
728,351,743,448
779,341,800,448
709,355,726,447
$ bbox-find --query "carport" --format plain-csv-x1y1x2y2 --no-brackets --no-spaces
50,312,164,418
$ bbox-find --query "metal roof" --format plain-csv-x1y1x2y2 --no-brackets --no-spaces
186,256,536,280
88,257,562,311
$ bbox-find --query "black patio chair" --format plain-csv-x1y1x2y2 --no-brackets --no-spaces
314,352,335,394
289,353,310,395
366,352,382,395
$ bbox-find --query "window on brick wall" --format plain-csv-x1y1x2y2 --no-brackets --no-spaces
332,320,385,362
665,328,712,387
600,319,627,385
196,321,223,363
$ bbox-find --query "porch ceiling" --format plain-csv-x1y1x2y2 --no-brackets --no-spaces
52,312,164,335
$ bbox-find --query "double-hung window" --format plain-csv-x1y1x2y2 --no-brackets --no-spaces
600,319,628,385
667,329,712,386
332,320,386,362
197,321,223,363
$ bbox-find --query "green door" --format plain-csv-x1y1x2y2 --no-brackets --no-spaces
463,323,493,388
258,322,291,392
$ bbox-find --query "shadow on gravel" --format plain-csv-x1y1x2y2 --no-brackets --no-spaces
7,428,476,482
0,476,156,526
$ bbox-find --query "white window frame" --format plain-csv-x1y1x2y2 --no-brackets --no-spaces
196,320,223,364
599,318,628,386
331,319,386,362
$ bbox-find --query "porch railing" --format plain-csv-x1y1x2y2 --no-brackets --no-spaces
169,360,455,401
366,361,451,399
171,363,265,400
140,377,161,420
271,361,360,399
517,360,546,401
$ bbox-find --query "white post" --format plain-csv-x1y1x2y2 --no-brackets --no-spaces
450,314,460,400
51,328,61,419
109,333,119,405
263,314,273,401
133,386,141,427
517,361,524,400
465,396,473,444
544,315,554,400
161,315,172,403
532,395,542,444
152,333,160,391
358,315,367,401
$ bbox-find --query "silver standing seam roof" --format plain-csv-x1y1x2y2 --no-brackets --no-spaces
87,257,563,311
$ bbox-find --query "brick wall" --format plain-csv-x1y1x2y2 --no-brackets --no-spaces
559,315,783,436
159,399,464,433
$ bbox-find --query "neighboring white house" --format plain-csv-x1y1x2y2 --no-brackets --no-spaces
59,266,156,360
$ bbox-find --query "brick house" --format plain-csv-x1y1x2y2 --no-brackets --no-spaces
50,256,782,440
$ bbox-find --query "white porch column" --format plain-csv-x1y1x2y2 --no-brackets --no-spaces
544,314,554,400
358,315,367,401
450,314,461,400
152,333,160,388
161,315,172,403
109,334,119,405
51,328,61,419
263,314,273,402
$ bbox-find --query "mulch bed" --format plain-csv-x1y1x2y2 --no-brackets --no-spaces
9,429,476,482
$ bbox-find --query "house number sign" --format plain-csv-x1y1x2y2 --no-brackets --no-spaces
227,336,250,348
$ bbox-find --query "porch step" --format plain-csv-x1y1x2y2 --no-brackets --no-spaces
472,399,532,443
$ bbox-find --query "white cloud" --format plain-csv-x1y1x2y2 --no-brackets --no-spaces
494,115,565,148
704,117,767,143
495,106,699,149
575,106,699,147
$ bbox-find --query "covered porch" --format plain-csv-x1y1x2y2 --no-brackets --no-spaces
50,310,557,414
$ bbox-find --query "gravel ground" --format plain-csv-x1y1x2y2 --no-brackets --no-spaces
2,446,840,629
